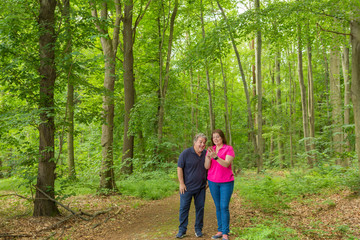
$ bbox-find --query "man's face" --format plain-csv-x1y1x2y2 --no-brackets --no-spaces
194,137,206,154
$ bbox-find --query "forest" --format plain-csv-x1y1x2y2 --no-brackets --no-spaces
0,0,360,239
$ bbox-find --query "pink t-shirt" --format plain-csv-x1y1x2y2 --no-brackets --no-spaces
206,144,235,183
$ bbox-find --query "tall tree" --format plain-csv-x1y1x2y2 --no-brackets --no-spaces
255,0,263,172
351,16,360,172
90,0,121,190
329,34,343,165
200,0,215,131
275,51,285,166
62,0,76,178
122,0,152,173
297,24,312,168
342,33,351,167
34,0,60,216
307,33,316,164
216,0,258,163
157,0,179,141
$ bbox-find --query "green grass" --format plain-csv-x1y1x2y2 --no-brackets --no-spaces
117,171,178,200
0,169,178,201
236,220,299,240
0,177,29,193
235,166,359,213
233,166,360,240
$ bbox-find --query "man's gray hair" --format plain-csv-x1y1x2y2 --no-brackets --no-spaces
193,133,207,143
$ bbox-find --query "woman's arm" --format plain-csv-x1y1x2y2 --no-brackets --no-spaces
214,154,234,168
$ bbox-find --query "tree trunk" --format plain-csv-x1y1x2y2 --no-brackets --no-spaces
122,0,135,174
200,0,215,131
157,0,178,140
190,66,195,136
320,36,331,120
330,38,343,166
307,41,316,164
91,0,121,189
220,57,231,141
351,19,360,173
342,34,351,167
297,25,312,168
34,0,60,216
288,48,295,168
217,0,257,159
275,51,285,166
63,0,76,178
255,0,263,173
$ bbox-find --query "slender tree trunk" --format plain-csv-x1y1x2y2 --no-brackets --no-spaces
220,57,230,141
63,0,76,178
200,0,215,131
288,48,295,167
255,0,263,173
351,19,360,173
34,0,60,216
157,0,178,140
307,41,316,164
342,34,351,167
320,36,331,120
330,37,343,166
217,0,257,159
297,25,312,168
91,0,121,188
122,0,135,174
275,51,285,166
190,67,195,136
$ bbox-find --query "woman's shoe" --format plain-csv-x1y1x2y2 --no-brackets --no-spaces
211,232,223,239
222,234,229,240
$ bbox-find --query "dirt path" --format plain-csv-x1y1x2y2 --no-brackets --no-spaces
104,189,219,240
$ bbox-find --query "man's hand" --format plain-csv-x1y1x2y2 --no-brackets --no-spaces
179,183,187,194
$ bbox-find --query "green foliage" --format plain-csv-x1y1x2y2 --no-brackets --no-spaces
236,166,360,213
118,171,178,200
237,175,290,213
236,220,299,240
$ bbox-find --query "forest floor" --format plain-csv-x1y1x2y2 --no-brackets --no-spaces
1,187,360,239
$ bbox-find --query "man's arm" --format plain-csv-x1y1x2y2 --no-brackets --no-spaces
177,167,187,194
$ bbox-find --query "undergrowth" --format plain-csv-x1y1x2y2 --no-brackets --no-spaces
233,165,360,239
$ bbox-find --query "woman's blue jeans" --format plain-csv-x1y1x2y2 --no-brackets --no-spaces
178,187,206,234
208,180,234,235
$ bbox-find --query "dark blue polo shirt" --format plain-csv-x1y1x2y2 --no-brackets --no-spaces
177,147,207,192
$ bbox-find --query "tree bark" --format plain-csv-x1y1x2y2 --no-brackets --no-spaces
91,0,121,189
200,0,215,131
34,0,60,216
157,0,178,141
220,57,231,142
275,51,285,166
122,0,135,175
63,0,76,178
342,34,351,167
297,25,312,168
329,37,343,166
307,41,316,164
351,19,360,172
255,0,263,173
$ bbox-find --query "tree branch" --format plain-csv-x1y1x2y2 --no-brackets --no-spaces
316,23,351,36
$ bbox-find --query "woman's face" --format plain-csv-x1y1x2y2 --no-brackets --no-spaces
212,133,223,145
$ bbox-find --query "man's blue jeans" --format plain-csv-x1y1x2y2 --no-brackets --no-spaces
178,187,206,233
208,180,234,235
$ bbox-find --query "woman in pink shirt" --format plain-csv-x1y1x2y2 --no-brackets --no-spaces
205,129,235,240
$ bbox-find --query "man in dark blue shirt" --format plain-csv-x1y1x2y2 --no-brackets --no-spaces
176,133,207,238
